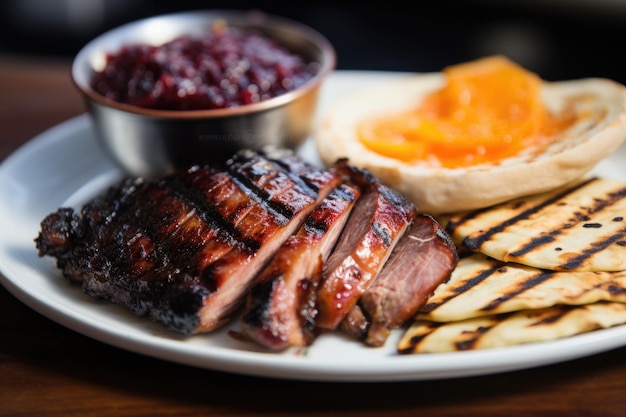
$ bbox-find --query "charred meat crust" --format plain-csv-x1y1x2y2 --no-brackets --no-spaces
35,150,340,335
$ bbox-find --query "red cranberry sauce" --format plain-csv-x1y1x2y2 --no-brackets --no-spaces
90,25,320,110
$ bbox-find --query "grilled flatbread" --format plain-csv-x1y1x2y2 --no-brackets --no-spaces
417,253,626,323
398,302,626,353
446,177,626,272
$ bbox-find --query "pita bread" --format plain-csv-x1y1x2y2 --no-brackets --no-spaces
398,302,626,353
417,253,626,323
446,177,626,272
315,73,626,214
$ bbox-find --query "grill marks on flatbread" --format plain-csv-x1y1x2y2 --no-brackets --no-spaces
397,177,626,354
446,177,626,272
398,302,626,353
417,253,626,322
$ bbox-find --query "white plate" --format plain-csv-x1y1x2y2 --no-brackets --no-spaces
1,71,626,382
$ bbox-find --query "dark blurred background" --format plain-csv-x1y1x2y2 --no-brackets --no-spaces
1,0,625,83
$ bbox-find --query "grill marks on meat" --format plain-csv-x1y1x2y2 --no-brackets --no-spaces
191,152,341,332
340,214,459,346
314,162,416,330
36,150,458,349
36,150,340,335
37,178,216,331
240,183,360,351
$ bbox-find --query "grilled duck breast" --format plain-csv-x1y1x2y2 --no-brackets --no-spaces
35,149,340,335
341,214,458,346
314,160,416,330
241,182,361,350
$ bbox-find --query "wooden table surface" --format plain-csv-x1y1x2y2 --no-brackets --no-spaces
1,56,626,417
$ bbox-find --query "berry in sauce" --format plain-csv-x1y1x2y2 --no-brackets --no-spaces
91,22,320,110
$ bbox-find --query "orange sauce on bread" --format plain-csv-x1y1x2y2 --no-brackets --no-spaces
357,56,574,168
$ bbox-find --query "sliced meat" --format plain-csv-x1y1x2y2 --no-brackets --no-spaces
341,214,459,346
194,151,342,332
314,161,416,330
240,183,361,350
36,150,340,335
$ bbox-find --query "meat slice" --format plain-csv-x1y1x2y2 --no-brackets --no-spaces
35,150,340,335
194,152,342,332
314,161,416,330
240,182,361,351
341,214,459,346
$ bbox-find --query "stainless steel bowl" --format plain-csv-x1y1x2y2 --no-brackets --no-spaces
71,9,336,178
